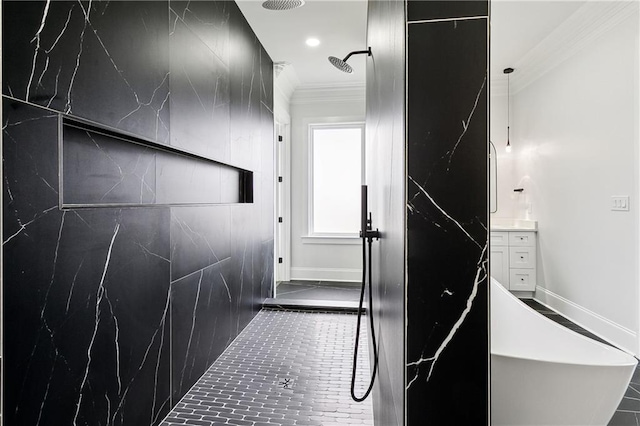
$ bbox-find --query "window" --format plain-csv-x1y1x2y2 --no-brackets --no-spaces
309,123,364,236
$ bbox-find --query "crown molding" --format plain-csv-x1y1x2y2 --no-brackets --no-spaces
290,82,366,105
510,0,639,94
274,63,300,106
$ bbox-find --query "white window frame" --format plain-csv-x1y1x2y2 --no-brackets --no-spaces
307,122,365,240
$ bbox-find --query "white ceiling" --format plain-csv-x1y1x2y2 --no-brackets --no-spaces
490,1,585,80
236,0,586,89
235,0,368,88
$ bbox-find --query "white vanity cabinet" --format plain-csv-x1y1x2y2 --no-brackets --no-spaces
490,230,537,292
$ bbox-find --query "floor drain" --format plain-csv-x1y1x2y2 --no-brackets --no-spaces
278,378,294,389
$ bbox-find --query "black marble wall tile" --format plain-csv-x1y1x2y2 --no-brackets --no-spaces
170,206,231,281
169,14,231,162
407,0,488,21
260,45,274,112
4,2,274,425
63,125,157,206
260,240,275,301
229,3,262,172
406,18,488,425
3,99,60,241
169,0,231,66
171,259,234,403
229,204,259,332
3,1,171,143
4,203,172,425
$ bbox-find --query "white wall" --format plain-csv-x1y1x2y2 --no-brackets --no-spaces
491,7,640,353
490,93,521,218
289,85,365,282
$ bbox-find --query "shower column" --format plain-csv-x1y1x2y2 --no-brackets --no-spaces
366,0,489,424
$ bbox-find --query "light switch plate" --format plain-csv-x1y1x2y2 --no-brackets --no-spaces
612,196,630,211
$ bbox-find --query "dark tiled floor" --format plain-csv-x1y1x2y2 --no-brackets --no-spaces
162,309,373,426
523,299,640,425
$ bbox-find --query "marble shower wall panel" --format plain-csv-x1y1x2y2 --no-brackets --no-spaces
406,17,489,424
2,1,171,143
260,45,274,113
171,260,234,403
169,14,231,162
4,100,172,424
169,0,231,66
229,205,260,332
229,4,263,172
3,99,60,240
3,1,275,425
170,206,231,282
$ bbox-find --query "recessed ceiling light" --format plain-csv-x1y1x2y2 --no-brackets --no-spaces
306,38,320,47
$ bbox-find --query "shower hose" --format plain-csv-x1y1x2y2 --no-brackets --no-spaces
350,231,379,402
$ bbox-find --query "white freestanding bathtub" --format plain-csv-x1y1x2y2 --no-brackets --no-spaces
491,277,637,426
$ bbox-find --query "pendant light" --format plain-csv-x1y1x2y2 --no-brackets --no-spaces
504,67,514,153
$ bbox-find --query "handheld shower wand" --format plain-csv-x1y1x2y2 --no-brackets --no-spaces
351,185,380,402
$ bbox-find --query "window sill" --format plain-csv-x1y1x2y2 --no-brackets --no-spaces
301,235,362,245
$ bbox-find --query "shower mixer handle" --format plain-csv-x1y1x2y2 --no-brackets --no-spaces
361,212,381,241
360,186,381,242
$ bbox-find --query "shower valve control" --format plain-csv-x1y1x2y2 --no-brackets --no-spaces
360,213,381,241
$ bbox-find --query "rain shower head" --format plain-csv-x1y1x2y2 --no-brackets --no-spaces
261,0,305,11
328,56,353,73
328,48,372,74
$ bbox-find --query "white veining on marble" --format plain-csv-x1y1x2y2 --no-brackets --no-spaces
150,291,170,424
408,176,481,248
3,205,59,245
136,243,170,263
45,6,75,55
47,67,62,108
446,75,486,171
65,15,87,114
65,255,86,315
407,244,487,388
26,0,52,101
35,356,56,426
105,294,123,395
73,221,120,426
220,271,232,302
84,131,155,203
180,269,203,391
236,239,248,332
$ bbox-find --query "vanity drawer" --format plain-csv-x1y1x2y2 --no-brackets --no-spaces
510,268,536,291
509,232,536,247
509,247,536,269
490,232,509,246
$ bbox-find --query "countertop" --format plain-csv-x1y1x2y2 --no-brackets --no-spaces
490,218,537,232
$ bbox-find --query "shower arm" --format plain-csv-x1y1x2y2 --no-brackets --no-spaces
342,48,372,63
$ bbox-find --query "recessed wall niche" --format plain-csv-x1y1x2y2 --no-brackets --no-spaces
61,117,253,207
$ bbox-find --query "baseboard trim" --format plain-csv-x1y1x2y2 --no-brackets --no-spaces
535,286,637,355
290,267,362,283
